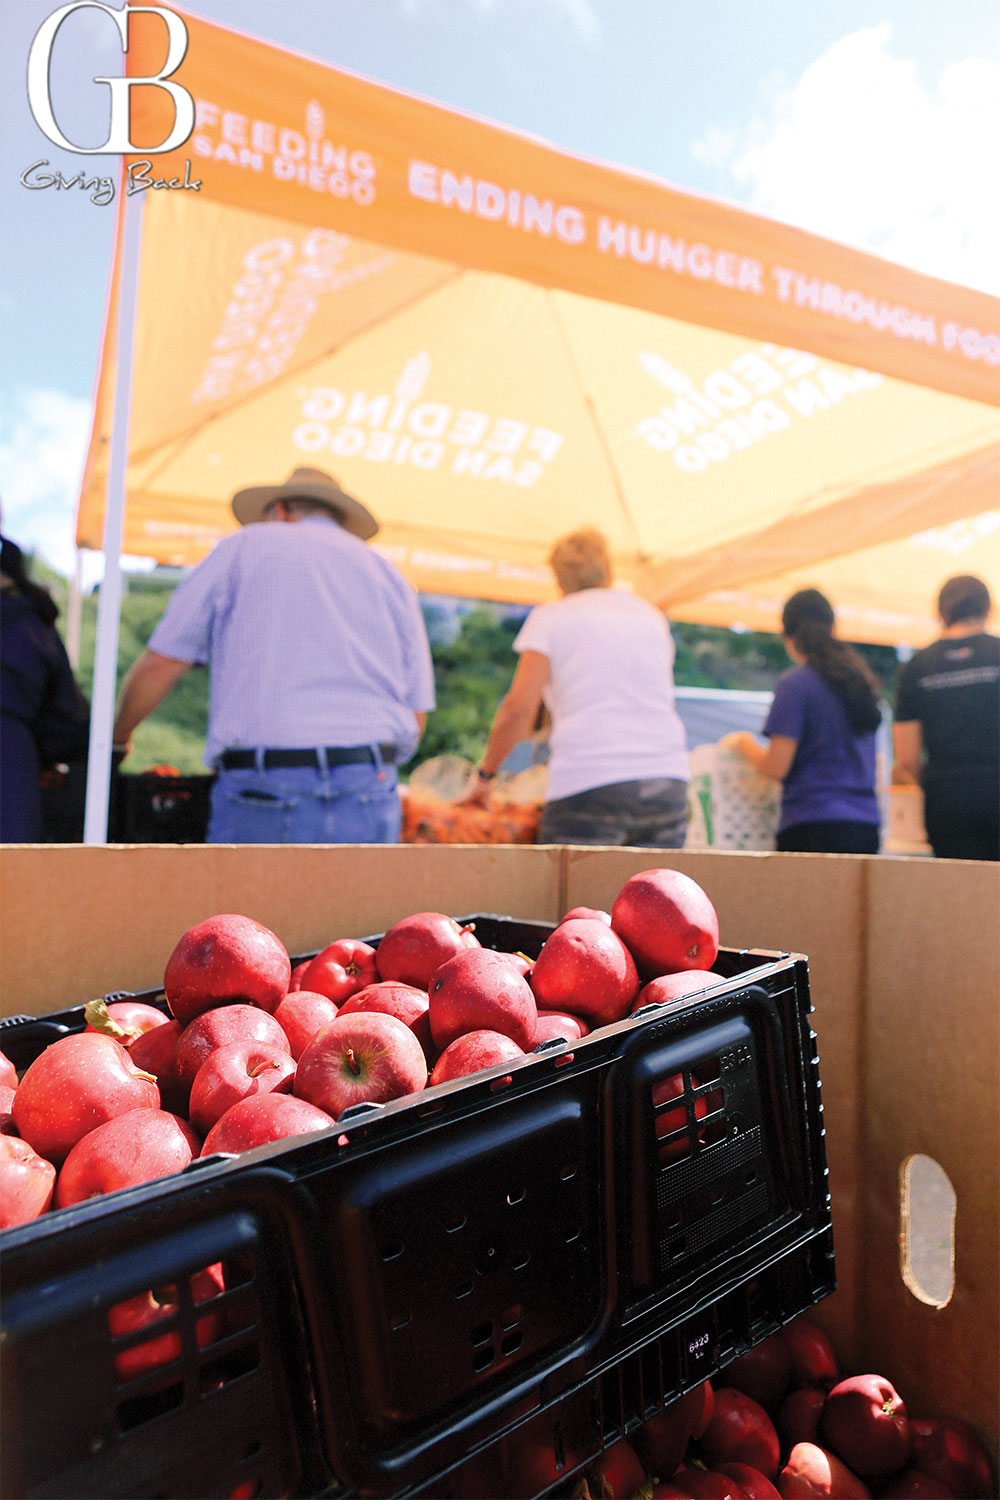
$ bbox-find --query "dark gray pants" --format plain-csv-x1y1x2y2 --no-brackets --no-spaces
537,777,688,847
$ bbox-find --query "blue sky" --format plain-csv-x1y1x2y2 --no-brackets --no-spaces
2,0,998,579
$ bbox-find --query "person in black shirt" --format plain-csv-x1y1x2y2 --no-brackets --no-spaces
893,574,999,861
1,534,91,841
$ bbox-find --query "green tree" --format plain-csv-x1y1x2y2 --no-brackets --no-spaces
28,552,899,778
413,607,521,768
47,566,211,775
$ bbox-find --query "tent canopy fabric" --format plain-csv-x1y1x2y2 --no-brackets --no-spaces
75,7,1000,646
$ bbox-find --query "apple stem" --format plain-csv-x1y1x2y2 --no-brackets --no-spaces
346,1046,362,1076
249,1059,282,1079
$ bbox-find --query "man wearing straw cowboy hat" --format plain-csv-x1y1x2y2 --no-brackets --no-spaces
111,466,435,844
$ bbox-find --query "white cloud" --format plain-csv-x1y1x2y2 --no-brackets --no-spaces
692,25,1000,295
0,387,91,576
551,0,601,43
0,386,156,586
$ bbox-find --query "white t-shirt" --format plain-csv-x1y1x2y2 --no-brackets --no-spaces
514,587,689,800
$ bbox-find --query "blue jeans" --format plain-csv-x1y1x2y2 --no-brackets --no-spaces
207,761,402,844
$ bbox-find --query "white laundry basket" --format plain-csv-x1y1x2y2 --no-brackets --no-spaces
686,743,781,851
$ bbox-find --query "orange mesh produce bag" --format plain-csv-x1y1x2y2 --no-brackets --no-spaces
401,790,540,845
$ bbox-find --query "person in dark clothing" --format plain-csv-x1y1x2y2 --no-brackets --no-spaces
893,574,999,861
1,534,91,842
723,588,883,853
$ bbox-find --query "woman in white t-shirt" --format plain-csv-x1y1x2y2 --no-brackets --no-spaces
461,528,689,845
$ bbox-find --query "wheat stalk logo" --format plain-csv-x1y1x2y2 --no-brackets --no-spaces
638,350,691,394
395,352,431,403
306,100,324,140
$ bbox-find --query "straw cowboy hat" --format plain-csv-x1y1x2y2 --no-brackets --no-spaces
230,465,379,539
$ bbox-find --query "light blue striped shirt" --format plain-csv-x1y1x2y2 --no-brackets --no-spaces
149,516,435,766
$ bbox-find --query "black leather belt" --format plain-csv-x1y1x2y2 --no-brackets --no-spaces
218,744,397,770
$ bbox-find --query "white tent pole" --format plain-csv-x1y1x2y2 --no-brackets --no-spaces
83,189,145,846
66,548,83,670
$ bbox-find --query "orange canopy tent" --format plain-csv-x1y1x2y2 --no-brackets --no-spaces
78,6,999,836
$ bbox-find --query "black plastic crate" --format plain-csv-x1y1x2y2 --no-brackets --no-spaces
108,772,214,843
0,917,835,1499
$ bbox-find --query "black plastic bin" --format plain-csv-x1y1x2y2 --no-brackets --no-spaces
0,917,836,1499
109,771,214,843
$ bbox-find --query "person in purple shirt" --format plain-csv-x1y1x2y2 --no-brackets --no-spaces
112,467,435,844
722,588,882,853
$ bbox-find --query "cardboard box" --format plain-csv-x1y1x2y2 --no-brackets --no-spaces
1,843,997,1472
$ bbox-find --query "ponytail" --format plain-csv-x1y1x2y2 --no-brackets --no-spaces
782,589,882,736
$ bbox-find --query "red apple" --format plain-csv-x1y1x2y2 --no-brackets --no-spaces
634,970,722,1009
294,1012,427,1119
533,1009,590,1044
428,947,537,1051
658,1466,750,1499
429,1030,525,1085
611,868,720,978
684,1379,716,1439
559,906,612,925
108,1262,224,1381
724,1334,794,1411
174,1004,291,1094
635,1398,693,1481
300,938,378,1003
907,1418,995,1499
127,1018,186,1114
55,1108,200,1207
716,1463,783,1500
0,1082,17,1134
495,950,533,977
880,1471,956,1499
188,1040,296,1135
820,1375,910,1479
201,1093,334,1156
12,1033,160,1165
337,980,434,1061
0,1048,19,1088
530,918,640,1024
778,1317,839,1391
84,998,170,1043
653,1071,708,1164
374,911,480,989
164,913,291,1025
0,1134,56,1227
777,1388,827,1454
273,990,340,1060
703,1389,782,1480
777,1442,871,1499
586,1438,647,1499
286,960,311,992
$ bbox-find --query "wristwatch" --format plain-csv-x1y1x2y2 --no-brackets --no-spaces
476,766,497,782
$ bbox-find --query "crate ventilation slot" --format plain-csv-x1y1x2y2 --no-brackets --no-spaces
649,1059,724,1167
109,1253,261,1433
